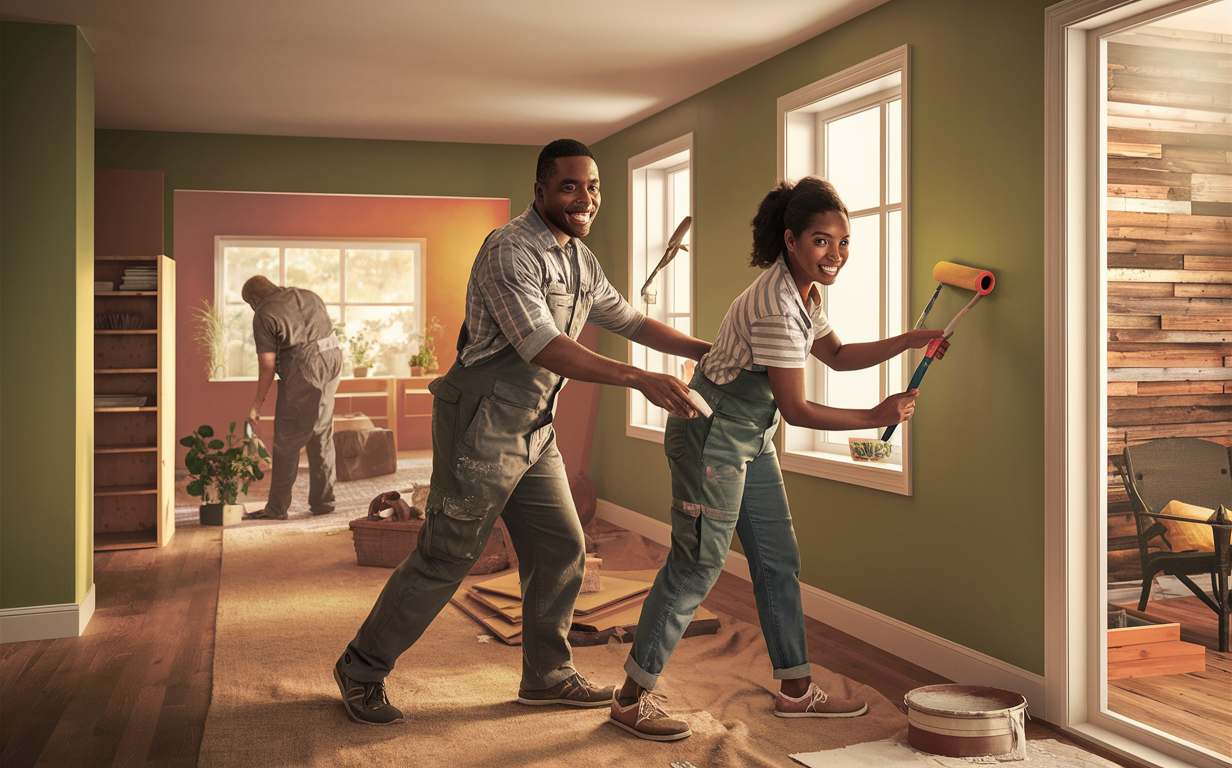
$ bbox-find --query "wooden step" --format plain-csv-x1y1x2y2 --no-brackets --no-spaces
1107,622,1206,679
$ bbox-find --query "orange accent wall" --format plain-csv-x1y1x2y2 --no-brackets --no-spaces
173,191,509,451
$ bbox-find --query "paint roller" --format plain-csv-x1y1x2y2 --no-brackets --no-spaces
640,216,692,305
879,262,995,443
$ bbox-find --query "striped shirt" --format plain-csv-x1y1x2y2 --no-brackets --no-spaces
700,254,831,385
459,204,645,366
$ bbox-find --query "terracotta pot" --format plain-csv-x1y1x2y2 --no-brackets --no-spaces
353,366,369,378
410,366,424,377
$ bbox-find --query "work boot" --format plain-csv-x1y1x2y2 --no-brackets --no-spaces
516,673,615,707
609,690,692,741
774,682,868,718
334,656,404,725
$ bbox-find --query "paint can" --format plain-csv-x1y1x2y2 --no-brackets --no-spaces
904,684,1028,759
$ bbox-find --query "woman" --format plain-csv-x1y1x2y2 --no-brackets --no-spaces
609,177,947,740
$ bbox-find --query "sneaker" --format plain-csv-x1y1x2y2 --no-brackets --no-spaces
516,673,615,707
334,657,404,725
774,682,868,718
608,690,692,741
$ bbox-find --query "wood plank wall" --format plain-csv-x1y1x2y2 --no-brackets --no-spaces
1105,23,1231,576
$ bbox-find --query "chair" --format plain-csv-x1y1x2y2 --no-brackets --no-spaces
1120,437,1231,652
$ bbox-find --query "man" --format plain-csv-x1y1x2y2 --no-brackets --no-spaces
242,275,344,520
334,139,710,725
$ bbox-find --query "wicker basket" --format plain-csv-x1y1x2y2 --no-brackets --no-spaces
348,517,425,568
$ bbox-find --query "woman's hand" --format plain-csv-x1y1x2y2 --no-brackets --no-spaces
870,389,919,426
901,329,949,360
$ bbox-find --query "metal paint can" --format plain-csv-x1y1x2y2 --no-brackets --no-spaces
904,684,1028,759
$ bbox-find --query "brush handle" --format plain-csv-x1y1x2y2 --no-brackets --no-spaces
880,353,935,442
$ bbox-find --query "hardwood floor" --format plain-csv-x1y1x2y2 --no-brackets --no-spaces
1110,597,1232,758
3,522,1143,768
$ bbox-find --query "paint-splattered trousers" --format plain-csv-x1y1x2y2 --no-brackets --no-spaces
341,356,585,691
625,369,811,690
266,343,342,518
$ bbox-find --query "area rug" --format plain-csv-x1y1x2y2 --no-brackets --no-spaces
175,457,432,534
790,738,1126,767
198,524,906,767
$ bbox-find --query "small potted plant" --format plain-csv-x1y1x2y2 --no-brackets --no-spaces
348,331,378,377
409,316,444,377
181,421,270,525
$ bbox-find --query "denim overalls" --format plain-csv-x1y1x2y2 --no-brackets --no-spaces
342,249,596,691
625,367,811,689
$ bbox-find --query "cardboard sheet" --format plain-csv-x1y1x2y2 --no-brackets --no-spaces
471,569,654,614
449,588,522,645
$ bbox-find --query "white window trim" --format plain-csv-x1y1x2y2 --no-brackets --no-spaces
626,134,694,443
213,236,426,381
1044,1,1227,767
775,45,913,496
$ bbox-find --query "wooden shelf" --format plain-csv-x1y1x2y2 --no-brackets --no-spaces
94,407,158,413
94,531,159,550
95,330,157,335
95,444,158,454
95,368,158,374
95,255,161,261
336,391,389,399
94,483,158,497
95,291,158,296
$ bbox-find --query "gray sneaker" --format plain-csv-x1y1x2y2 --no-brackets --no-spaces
609,690,692,741
517,673,615,707
334,656,404,725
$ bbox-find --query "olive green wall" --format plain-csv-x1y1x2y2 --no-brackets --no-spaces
587,0,1050,673
95,131,541,258
1,22,95,610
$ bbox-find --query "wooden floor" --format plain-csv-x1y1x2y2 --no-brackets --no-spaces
1110,597,1232,758
3,523,1143,768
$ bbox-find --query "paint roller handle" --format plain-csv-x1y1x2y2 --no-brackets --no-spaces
880,353,935,442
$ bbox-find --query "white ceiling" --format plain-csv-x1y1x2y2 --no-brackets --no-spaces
1,0,890,145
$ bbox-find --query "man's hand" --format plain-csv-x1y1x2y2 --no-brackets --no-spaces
637,371,698,418
248,401,262,427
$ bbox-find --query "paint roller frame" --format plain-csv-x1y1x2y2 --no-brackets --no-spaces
879,261,995,444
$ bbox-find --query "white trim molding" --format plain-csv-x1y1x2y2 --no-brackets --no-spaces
1,584,95,644
1045,1,1229,766
597,499,1046,716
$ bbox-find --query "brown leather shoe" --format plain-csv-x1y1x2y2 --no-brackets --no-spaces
609,690,692,741
774,682,868,718
517,673,615,707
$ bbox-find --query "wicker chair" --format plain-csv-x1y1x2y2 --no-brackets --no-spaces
1120,437,1231,652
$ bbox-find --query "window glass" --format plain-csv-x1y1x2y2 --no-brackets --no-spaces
286,248,340,301
347,249,419,303
825,106,881,211
887,99,902,206
223,247,278,303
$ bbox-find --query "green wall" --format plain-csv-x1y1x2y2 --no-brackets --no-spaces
588,0,1050,673
95,131,541,258
1,22,95,610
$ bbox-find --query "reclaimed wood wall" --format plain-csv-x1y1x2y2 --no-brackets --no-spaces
1105,22,1231,574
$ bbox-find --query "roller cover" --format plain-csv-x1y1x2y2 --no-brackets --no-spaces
933,262,995,295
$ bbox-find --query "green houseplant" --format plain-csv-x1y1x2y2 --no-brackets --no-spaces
409,316,444,376
181,422,270,525
347,331,378,377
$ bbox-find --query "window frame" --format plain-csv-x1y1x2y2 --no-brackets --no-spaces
776,45,913,495
212,236,426,381
626,134,695,443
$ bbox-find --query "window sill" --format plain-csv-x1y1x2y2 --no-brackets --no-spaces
780,448,911,495
626,423,666,444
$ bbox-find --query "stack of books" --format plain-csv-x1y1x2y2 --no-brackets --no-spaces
94,281,114,292
119,266,158,291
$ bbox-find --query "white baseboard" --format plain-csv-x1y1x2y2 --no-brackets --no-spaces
596,499,1049,721
0,584,95,644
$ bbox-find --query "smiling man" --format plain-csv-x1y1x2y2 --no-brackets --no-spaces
333,139,711,725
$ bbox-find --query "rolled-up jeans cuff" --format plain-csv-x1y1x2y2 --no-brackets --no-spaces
773,662,812,680
624,654,661,691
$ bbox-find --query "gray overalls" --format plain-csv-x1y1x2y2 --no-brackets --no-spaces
268,334,342,518
342,256,594,690
625,367,812,689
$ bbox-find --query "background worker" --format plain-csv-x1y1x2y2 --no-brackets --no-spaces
242,275,344,520
333,139,711,725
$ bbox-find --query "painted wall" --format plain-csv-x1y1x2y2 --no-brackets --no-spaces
587,0,1051,673
96,131,540,259
173,191,509,451
1,22,95,610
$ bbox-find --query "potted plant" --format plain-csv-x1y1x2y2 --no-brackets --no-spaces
409,316,444,377
181,421,270,525
347,331,378,377
190,299,227,379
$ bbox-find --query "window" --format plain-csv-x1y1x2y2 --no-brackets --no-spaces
777,46,911,494
214,238,425,379
627,135,694,442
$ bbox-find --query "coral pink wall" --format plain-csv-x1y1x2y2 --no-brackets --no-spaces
173,191,509,450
